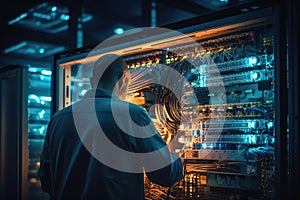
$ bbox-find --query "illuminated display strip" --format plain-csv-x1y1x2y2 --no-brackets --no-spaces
201,119,269,130
201,134,269,145
202,55,272,73
205,70,268,86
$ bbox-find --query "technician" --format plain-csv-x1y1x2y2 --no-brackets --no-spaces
38,53,183,200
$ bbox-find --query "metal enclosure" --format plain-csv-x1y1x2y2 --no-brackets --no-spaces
0,66,28,200
53,2,289,200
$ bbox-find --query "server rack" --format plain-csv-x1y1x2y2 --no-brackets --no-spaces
0,65,51,200
0,66,28,200
27,67,51,200
53,1,288,199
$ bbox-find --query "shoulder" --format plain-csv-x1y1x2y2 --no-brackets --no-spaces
50,105,73,122
128,102,148,114
108,98,148,115
109,99,152,125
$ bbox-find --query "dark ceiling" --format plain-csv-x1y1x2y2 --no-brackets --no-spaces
0,0,255,68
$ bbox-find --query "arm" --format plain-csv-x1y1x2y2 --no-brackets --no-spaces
131,106,183,187
146,152,183,187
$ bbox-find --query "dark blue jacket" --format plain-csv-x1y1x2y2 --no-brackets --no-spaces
38,89,183,200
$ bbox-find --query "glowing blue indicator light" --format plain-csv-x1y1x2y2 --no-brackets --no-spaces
252,72,259,79
249,135,257,144
39,48,45,54
39,126,45,134
60,14,70,21
267,121,274,129
248,121,256,129
51,6,57,12
39,110,45,119
114,27,124,34
248,56,257,66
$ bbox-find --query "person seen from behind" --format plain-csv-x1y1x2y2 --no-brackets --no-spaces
38,53,183,200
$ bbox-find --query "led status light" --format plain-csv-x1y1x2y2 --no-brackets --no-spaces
248,56,258,66
251,72,260,80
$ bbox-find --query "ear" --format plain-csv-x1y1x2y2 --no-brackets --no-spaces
90,77,96,88
115,74,129,100
116,74,124,88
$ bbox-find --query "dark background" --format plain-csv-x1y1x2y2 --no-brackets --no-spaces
0,0,247,67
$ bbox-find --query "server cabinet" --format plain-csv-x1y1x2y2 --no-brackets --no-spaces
0,66,28,200
0,65,51,200
53,2,286,200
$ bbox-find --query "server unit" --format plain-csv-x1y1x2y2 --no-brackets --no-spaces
53,2,284,200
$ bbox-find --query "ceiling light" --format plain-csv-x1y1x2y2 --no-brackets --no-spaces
3,40,65,58
7,2,92,34
8,13,28,25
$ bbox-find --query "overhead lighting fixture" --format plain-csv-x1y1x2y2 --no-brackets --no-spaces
7,2,93,34
3,42,27,54
8,13,28,25
3,40,65,58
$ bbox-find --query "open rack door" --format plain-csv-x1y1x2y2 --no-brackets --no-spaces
0,66,28,200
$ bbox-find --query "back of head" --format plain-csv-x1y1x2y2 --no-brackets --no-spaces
91,54,128,89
